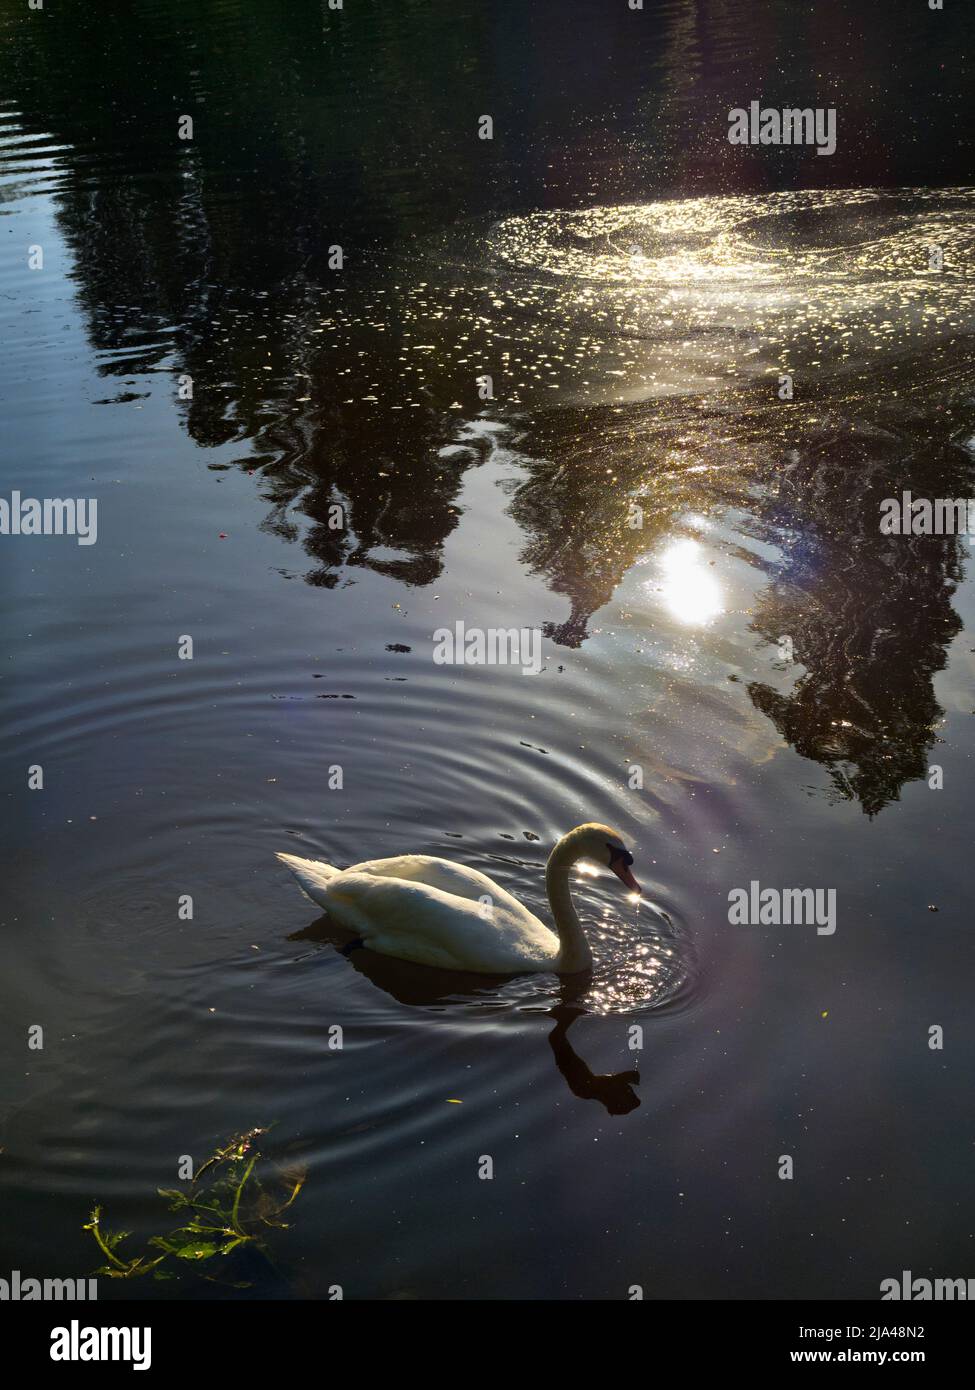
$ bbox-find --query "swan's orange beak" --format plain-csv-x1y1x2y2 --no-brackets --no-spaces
611,861,641,894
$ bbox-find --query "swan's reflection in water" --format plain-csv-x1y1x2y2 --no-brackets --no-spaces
547,1003,641,1116
288,914,664,1116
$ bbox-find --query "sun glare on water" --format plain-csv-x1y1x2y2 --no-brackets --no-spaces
655,538,724,625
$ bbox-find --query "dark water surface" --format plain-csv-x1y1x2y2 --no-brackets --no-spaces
1,0,974,1299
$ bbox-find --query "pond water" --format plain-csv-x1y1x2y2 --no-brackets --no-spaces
1,0,973,1299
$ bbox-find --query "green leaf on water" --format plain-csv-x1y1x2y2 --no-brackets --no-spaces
173,1242,219,1260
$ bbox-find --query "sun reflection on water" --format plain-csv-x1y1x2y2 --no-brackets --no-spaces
654,538,724,625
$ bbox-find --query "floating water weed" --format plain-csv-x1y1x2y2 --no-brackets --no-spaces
84,1128,305,1286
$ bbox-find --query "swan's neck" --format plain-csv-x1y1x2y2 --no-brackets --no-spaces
545,830,594,973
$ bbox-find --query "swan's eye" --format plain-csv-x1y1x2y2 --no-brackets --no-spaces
606,843,634,867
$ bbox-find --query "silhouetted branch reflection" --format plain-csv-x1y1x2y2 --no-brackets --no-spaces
745,425,969,815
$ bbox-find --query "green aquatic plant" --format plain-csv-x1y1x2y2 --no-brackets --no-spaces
84,1127,305,1286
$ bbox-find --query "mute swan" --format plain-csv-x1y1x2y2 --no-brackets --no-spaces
276,822,640,974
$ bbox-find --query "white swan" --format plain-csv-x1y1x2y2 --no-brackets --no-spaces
276,823,640,974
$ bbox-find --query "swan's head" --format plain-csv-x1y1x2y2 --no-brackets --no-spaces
574,824,641,895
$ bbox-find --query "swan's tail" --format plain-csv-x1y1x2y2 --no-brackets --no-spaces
275,851,340,909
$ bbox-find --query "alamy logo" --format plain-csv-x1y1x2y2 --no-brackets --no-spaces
879,493,975,537
433,621,542,675
0,491,98,545
728,102,836,156
728,880,836,935
881,1270,975,1300
1,1269,97,1300
50,1319,151,1371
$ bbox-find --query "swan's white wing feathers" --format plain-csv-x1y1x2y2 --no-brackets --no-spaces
324,871,559,973
343,854,527,913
